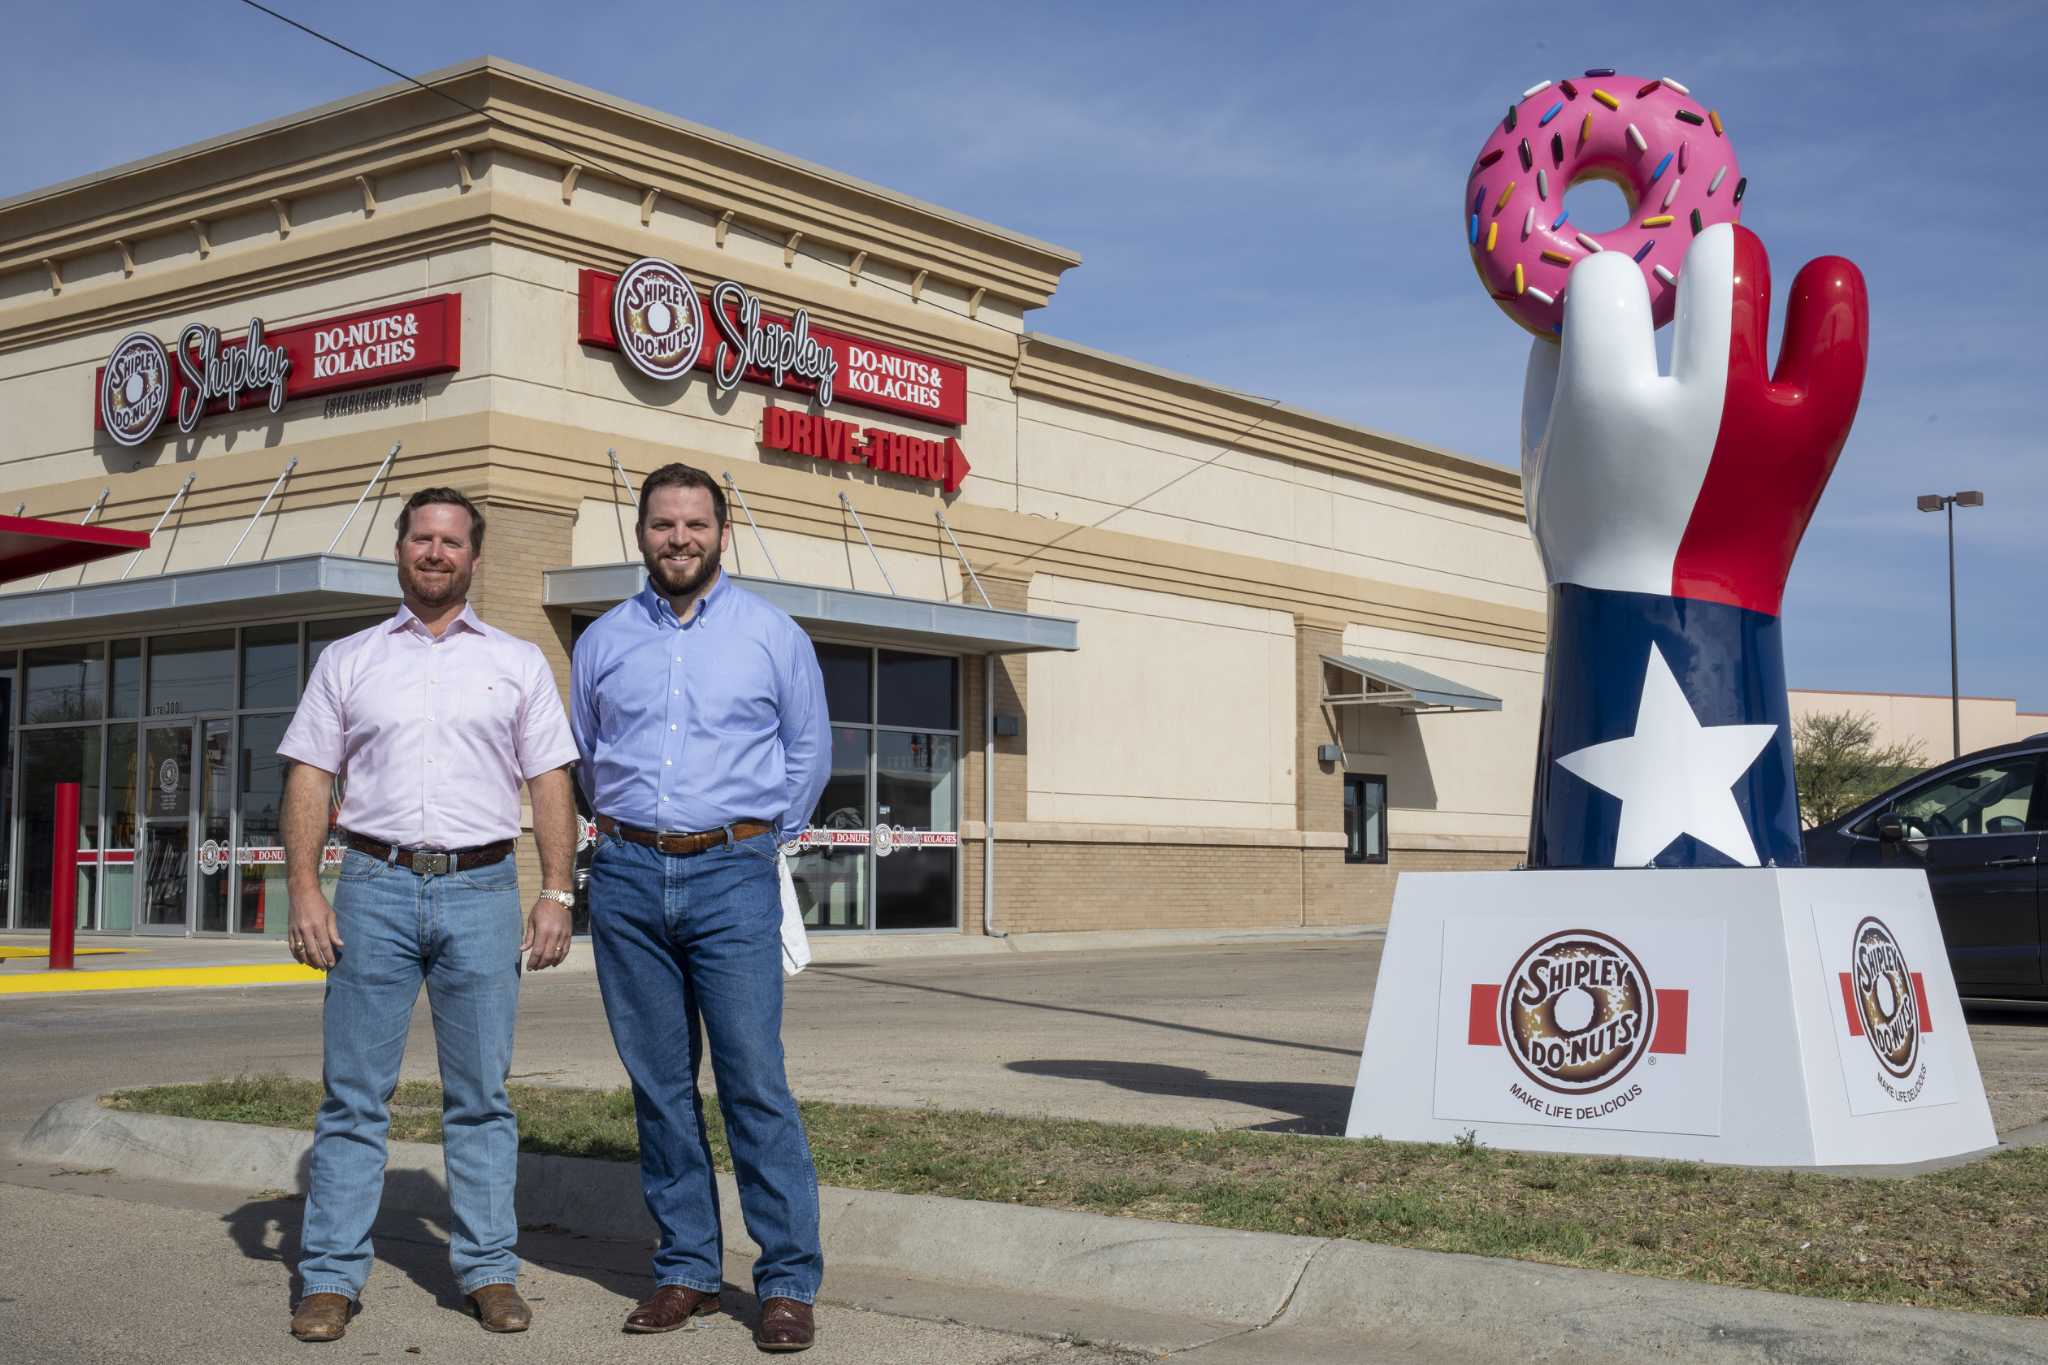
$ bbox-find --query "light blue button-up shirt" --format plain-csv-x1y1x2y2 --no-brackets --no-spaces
570,574,829,844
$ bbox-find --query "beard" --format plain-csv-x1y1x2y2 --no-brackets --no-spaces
399,558,471,609
643,537,722,599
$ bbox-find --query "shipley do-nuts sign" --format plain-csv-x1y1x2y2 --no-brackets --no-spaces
1431,916,1727,1136
578,260,969,427
1811,903,1958,1115
95,295,463,446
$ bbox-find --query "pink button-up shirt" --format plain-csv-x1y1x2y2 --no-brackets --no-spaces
278,604,579,848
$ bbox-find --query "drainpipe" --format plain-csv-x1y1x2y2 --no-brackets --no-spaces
983,650,1002,937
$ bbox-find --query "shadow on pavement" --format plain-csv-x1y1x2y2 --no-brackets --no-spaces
1005,1059,1352,1135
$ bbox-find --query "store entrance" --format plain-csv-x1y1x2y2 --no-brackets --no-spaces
137,718,233,934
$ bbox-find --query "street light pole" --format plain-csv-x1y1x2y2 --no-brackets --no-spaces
1917,490,1984,761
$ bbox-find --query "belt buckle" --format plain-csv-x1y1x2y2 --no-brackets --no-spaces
409,850,451,876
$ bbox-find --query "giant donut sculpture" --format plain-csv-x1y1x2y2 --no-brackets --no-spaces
1467,70,1746,337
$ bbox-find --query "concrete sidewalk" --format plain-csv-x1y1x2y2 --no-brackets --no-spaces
22,1095,2048,1364
0,924,1381,994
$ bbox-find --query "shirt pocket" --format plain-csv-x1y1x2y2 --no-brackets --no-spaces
464,670,522,736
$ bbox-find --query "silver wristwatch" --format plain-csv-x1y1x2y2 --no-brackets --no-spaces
537,889,575,907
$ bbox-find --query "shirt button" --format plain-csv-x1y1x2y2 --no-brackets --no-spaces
670,723,677,731
665,758,672,766
674,657,682,664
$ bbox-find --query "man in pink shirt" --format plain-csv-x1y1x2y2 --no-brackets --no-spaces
277,488,578,1343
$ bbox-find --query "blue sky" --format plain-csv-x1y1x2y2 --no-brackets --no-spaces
5,1,2043,710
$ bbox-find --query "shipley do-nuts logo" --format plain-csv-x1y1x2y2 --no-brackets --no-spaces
1850,916,1920,1081
1501,928,1655,1095
612,257,703,381
100,331,172,447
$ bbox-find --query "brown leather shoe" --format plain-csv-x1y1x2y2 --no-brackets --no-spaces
754,1297,815,1352
468,1283,532,1333
289,1292,355,1342
622,1284,721,1333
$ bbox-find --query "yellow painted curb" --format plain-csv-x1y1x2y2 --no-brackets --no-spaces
0,964,325,994
0,946,134,960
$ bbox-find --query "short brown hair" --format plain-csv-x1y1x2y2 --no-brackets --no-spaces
637,463,727,530
395,487,485,554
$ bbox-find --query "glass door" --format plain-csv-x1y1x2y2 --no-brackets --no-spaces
139,721,195,934
195,718,234,934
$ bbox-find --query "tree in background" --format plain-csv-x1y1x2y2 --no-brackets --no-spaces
1793,710,1926,828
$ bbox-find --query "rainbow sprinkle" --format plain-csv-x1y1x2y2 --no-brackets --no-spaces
1495,182,1515,212
1474,187,1486,215
1514,263,1526,294
1678,141,1689,173
1709,110,1724,135
1505,105,1517,131
1538,100,1565,126
1519,138,1533,170
1551,132,1564,164
1640,215,1674,227
1486,221,1499,251
1592,88,1620,110
1690,208,1704,234
1733,176,1747,204
1674,109,1705,126
1477,148,1503,169
1469,214,1480,245
1649,151,1673,182
1523,206,1536,237
1652,265,1677,286
1552,210,1569,229
1537,169,1549,200
1636,80,1661,98
1662,177,1681,210
1522,80,1553,99
1662,77,1691,95
1540,250,1572,265
1576,233,1603,253
1581,112,1593,142
1585,67,1615,77
1626,123,1649,152
1632,241,1654,262
1526,286,1556,305
1560,79,1579,98
1707,165,1728,195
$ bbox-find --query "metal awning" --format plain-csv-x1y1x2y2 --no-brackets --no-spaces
0,553,400,645
1321,653,1500,715
544,563,1079,654
0,514,151,587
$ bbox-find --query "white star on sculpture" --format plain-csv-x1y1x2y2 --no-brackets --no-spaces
1555,644,1779,867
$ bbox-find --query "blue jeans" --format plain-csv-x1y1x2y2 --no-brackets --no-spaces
298,848,525,1301
589,830,822,1303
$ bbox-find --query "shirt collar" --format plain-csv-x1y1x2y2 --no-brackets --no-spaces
639,570,727,627
390,601,485,639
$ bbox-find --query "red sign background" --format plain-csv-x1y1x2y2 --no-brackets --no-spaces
578,269,967,427
93,293,463,434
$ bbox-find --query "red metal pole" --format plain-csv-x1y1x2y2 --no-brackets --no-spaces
49,782,79,971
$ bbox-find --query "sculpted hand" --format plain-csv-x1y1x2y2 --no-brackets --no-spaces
523,899,572,971
287,886,344,971
1518,224,1869,869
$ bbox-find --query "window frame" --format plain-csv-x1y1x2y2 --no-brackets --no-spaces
1344,772,1389,865
1850,752,2048,842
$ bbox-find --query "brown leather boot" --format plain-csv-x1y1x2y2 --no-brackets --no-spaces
622,1284,721,1333
468,1283,532,1333
289,1292,355,1342
754,1297,816,1352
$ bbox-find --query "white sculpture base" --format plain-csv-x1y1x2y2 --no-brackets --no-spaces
1346,869,1997,1166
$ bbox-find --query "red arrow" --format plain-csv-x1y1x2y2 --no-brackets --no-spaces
943,437,971,494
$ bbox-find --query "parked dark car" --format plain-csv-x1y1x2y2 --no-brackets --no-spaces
1804,734,2046,999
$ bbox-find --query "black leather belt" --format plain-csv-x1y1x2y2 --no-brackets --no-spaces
341,830,516,877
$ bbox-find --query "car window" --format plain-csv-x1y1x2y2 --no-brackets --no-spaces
1861,757,2040,839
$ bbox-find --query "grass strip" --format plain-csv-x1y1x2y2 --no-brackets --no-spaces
108,1076,2048,1318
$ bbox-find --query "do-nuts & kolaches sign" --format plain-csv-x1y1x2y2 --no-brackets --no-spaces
94,294,463,446
1431,915,1727,1136
579,259,972,489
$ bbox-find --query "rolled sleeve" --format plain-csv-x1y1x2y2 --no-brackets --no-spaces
514,646,581,780
278,648,344,772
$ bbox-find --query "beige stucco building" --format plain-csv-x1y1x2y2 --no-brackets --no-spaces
0,58,1545,942
1788,689,2048,768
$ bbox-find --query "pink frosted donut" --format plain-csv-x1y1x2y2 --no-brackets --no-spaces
1466,71,1744,337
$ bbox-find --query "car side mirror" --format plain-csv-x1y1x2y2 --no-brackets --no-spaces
1876,816,1906,844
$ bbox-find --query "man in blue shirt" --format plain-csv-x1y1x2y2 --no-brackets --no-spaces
570,462,830,1351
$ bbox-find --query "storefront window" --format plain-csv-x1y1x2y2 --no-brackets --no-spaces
241,624,299,710
24,643,104,723
307,614,385,674
878,650,956,729
19,727,101,929
818,642,871,724
0,653,13,923
147,630,234,717
102,725,139,931
238,714,292,936
791,727,871,929
110,638,141,719
875,731,957,929
196,719,233,933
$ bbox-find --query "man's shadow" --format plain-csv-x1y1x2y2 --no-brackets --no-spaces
222,1147,664,1317
1006,1059,1353,1134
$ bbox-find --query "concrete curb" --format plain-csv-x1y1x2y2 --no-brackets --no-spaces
20,1096,2048,1362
